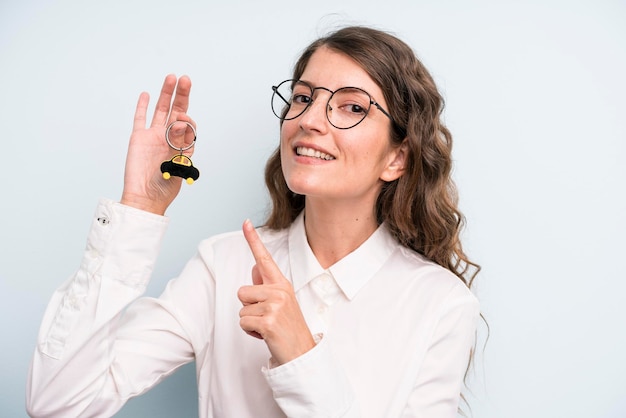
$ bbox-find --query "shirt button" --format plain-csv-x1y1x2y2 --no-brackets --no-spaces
317,305,328,315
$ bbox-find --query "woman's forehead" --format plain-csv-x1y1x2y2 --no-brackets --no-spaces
299,47,383,96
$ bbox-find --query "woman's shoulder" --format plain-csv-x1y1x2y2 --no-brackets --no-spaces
388,244,478,304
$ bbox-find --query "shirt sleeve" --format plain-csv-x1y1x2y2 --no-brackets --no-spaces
401,284,480,417
262,334,358,418
26,198,195,417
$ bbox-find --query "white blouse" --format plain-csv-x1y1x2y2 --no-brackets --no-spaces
27,198,479,417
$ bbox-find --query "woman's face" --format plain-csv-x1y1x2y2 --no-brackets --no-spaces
280,46,405,206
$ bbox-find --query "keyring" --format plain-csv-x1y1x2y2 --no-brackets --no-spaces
160,120,200,184
165,120,196,151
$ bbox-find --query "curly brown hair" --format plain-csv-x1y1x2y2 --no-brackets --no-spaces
264,25,480,289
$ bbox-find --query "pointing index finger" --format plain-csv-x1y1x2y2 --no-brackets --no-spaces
242,219,281,284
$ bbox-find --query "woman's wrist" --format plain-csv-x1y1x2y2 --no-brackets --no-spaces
120,193,168,216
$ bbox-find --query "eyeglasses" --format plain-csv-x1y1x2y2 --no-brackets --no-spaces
271,79,395,130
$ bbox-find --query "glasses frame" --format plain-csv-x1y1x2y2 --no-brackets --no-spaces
271,79,396,130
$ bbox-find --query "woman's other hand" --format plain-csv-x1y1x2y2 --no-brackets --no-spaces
120,74,195,215
238,219,316,366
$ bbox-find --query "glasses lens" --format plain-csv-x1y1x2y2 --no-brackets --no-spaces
271,80,312,120
327,87,372,129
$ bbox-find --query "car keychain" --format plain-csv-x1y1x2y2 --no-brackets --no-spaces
160,120,200,185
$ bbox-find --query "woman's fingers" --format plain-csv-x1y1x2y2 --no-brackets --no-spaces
132,92,150,131
170,75,192,116
148,75,193,132
150,74,178,127
242,219,283,285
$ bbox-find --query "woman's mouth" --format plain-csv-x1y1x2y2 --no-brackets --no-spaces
295,146,335,161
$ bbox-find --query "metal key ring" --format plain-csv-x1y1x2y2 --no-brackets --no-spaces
165,121,196,152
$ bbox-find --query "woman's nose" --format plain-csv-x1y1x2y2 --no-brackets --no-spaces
298,95,330,133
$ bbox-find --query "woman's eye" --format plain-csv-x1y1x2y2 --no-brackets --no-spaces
292,94,312,105
333,89,370,115
336,102,366,115
347,104,365,114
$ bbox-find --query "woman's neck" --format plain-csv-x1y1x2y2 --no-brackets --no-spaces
303,197,379,269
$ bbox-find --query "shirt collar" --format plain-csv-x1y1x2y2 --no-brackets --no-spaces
288,212,399,300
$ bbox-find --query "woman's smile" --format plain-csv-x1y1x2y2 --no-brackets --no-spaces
295,146,336,161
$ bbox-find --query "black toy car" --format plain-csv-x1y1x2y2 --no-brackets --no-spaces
160,154,200,184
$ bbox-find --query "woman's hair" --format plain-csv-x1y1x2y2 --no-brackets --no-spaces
264,25,480,289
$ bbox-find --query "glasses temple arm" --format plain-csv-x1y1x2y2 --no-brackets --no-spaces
272,86,290,105
373,101,406,137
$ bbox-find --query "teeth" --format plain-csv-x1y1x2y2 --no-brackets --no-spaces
296,146,335,160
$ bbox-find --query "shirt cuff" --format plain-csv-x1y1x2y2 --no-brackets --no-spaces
262,335,354,417
91,198,170,288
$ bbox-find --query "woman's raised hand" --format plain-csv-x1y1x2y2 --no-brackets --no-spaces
120,74,196,215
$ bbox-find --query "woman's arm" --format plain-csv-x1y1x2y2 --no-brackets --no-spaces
27,75,199,417
26,199,179,417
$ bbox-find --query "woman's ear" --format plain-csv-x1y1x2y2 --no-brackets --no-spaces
380,140,408,182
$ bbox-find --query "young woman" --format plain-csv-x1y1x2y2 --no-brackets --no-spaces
27,26,480,417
